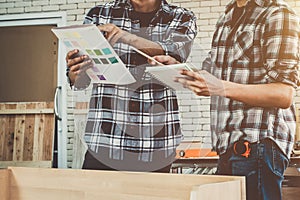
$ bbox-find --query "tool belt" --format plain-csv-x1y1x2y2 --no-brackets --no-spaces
233,140,252,158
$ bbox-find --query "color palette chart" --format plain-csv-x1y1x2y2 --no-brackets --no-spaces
52,24,135,85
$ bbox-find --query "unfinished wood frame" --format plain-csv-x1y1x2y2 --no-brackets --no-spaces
0,102,55,168
0,167,246,200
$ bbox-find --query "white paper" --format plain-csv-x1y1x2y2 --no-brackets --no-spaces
145,63,196,91
52,24,136,85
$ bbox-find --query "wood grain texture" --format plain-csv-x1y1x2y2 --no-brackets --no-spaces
5,167,245,200
0,102,54,168
0,169,9,200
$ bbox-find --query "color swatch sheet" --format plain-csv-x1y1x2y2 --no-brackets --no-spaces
52,24,136,85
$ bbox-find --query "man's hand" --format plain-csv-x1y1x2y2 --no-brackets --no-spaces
98,24,164,56
149,55,180,65
66,49,92,85
147,55,225,96
175,70,226,97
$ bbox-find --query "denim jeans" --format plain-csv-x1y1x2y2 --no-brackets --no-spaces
216,139,289,200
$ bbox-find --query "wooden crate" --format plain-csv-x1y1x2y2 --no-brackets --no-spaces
0,102,54,168
0,167,246,200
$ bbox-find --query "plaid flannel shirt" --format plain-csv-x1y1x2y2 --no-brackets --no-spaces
207,0,300,157
82,0,197,162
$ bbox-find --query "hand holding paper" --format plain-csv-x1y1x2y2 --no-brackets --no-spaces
145,62,197,91
52,24,136,85
175,69,226,97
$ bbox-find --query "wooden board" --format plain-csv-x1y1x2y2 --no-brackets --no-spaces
0,169,9,200
190,180,242,200
3,167,245,200
0,161,52,169
0,102,55,168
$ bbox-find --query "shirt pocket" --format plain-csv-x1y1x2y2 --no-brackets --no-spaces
233,30,254,61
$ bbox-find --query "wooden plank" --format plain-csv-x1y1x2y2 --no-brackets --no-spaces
3,103,16,161
0,104,6,160
43,103,55,160
10,187,84,200
31,115,39,162
9,187,178,200
8,167,245,200
0,108,54,115
0,161,52,169
190,180,243,200
13,103,26,161
0,169,9,200
43,116,54,160
42,102,54,160
33,103,45,161
22,103,35,161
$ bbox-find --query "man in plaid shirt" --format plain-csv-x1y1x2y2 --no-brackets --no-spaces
66,0,197,172
154,0,300,199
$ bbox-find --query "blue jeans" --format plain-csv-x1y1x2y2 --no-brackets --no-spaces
216,139,289,200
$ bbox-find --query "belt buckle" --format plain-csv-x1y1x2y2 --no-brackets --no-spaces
233,141,251,158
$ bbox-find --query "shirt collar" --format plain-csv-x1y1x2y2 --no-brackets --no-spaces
112,0,171,13
225,0,277,13
113,0,131,8
160,0,172,13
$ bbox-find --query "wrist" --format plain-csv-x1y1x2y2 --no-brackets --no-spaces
222,81,241,99
222,80,231,98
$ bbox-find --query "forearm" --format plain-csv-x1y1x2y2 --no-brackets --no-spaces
223,81,295,109
122,33,164,56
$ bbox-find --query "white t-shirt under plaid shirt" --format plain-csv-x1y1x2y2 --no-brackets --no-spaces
82,0,197,165
206,0,300,158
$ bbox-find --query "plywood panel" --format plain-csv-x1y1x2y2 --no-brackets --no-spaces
7,167,245,200
0,102,55,168
0,169,9,200
190,180,242,200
